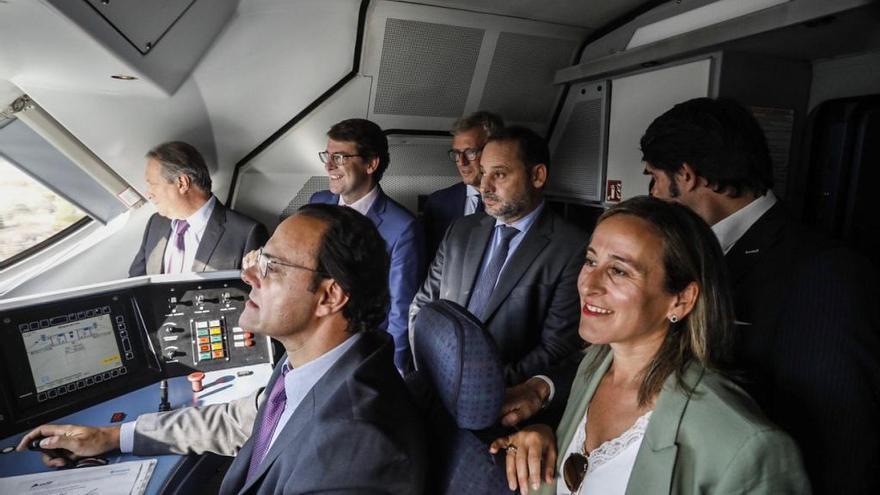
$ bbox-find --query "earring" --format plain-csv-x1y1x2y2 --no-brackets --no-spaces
668,314,678,323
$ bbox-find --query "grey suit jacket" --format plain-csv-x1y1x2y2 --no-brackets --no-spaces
132,331,426,494
410,206,586,384
536,347,810,494
128,200,267,276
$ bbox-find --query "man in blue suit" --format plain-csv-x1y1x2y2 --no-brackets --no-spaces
422,111,504,261
19,204,427,494
310,118,423,374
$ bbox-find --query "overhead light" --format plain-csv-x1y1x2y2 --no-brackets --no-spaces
627,0,791,49
111,74,138,80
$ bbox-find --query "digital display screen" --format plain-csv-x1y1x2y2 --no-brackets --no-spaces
23,314,121,393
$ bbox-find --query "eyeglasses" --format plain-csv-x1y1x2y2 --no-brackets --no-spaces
447,148,482,163
562,452,588,493
318,151,364,167
256,247,326,279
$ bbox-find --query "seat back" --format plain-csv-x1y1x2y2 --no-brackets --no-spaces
410,299,512,494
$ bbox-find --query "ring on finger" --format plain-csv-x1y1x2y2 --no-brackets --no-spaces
506,446,517,454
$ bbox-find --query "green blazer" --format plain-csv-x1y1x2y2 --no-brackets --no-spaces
537,347,811,494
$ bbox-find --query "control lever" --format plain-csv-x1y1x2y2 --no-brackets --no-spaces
158,379,171,412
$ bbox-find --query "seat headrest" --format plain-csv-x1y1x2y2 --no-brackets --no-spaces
412,300,504,430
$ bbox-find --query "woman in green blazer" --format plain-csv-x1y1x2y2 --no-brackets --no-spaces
491,197,809,494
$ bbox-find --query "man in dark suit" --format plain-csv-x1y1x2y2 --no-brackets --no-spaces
422,111,504,261
19,204,427,494
310,118,423,374
129,141,267,276
640,97,880,494
411,126,585,385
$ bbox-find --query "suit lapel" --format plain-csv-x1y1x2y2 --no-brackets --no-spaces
457,214,496,306
192,202,226,272
366,189,387,230
449,182,467,219
147,216,171,274
724,203,786,289
482,209,552,321
554,349,611,474
625,364,705,495
234,333,383,494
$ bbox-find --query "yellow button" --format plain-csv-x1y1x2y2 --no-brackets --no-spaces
210,328,221,335
211,343,223,350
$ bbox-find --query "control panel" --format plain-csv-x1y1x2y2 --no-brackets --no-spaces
144,282,270,377
0,271,273,439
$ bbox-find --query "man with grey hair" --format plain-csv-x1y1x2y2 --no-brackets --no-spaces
422,111,504,260
129,141,267,276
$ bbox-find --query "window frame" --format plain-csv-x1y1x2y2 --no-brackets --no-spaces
0,216,93,271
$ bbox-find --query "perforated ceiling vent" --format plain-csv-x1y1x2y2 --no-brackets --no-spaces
374,19,484,117
548,98,604,201
480,33,578,123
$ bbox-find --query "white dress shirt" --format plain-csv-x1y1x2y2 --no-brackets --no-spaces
162,196,216,273
338,186,380,216
464,184,481,215
711,191,777,254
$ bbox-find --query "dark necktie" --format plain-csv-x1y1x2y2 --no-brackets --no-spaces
165,220,190,274
467,225,519,320
474,195,484,214
246,365,289,482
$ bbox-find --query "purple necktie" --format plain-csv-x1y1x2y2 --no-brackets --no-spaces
246,365,289,482
165,220,190,274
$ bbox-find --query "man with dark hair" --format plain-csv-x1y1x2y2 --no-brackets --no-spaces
129,141,267,276
310,118,423,374
411,125,585,385
641,97,880,494
20,204,427,494
422,111,504,260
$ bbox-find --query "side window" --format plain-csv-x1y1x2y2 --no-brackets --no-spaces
0,155,91,267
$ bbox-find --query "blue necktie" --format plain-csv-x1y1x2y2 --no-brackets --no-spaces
467,225,519,320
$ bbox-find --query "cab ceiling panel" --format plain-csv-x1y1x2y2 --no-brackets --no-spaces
46,0,238,95
364,0,587,131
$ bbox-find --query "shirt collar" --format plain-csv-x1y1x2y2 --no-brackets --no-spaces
465,184,480,197
711,190,777,254
495,200,545,235
173,195,215,233
281,332,362,404
338,186,379,216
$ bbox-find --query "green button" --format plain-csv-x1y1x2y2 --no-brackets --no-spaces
197,329,208,336
211,335,222,343
199,352,212,360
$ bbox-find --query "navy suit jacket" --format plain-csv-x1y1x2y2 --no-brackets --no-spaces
219,331,427,494
422,182,467,263
411,207,586,384
129,200,267,276
310,189,424,371
725,202,880,494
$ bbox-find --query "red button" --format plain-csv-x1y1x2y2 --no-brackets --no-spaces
200,344,210,352
187,372,205,392
244,339,255,347
244,332,254,339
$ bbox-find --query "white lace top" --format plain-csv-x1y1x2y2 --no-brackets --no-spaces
556,410,652,495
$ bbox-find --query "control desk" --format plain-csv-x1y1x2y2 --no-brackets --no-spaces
0,271,275,493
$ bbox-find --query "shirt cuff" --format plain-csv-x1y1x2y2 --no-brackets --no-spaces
119,420,137,453
533,375,555,406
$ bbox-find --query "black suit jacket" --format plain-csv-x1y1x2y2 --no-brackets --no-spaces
129,200,267,276
726,202,880,494
411,206,586,384
220,331,427,494
422,182,467,262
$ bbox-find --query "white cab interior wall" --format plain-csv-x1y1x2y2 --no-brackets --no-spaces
2,0,361,296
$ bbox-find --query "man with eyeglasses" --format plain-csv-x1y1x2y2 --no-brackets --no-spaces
19,204,427,494
310,118,423,374
422,111,504,261
410,126,585,388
